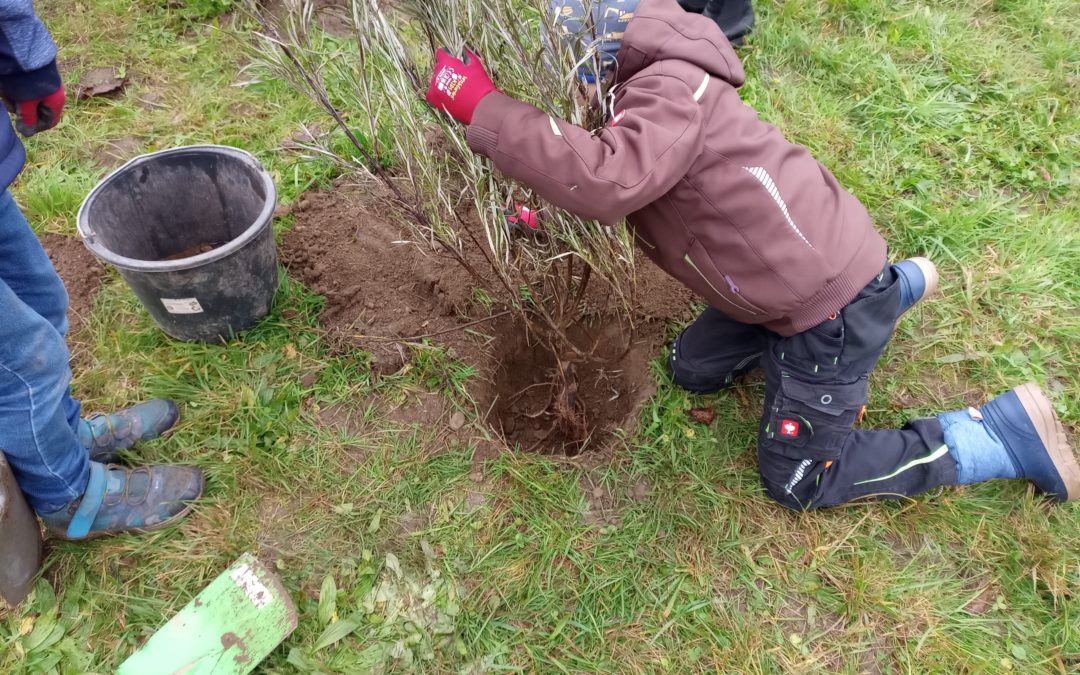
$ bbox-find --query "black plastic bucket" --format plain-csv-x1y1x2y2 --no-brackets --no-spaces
77,145,279,342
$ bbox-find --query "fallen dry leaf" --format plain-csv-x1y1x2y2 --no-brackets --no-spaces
76,66,126,100
964,586,995,615
284,122,325,148
687,407,716,425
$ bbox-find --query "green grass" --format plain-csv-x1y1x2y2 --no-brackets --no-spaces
2,0,1079,672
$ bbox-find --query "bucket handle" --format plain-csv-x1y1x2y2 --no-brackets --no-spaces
76,219,96,244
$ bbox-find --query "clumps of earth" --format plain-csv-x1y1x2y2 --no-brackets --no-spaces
41,233,105,333
282,188,695,454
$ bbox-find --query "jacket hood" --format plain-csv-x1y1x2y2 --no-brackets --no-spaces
612,0,745,86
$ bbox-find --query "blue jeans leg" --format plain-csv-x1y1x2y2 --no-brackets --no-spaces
0,190,88,512
0,190,81,429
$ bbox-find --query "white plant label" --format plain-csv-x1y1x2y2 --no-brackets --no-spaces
161,297,204,314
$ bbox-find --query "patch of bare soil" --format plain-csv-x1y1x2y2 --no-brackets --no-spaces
255,0,353,37
255,493,303,564
962,574,995,615
93,135,143,170
581,472,621,529
314,401,369,437
40,233,104,333
312,0,352,37
282,190,482,374
283,188,695,454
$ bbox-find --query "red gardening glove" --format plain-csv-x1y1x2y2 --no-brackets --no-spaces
7,85,65,137
505,203,541,235
425,48,497,125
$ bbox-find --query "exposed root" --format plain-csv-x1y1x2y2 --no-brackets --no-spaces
552,361,588,444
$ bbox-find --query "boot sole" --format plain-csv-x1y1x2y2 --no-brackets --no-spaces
894,257,939,330
48,473,205,542
1014,382,1080,501
908,257,940,300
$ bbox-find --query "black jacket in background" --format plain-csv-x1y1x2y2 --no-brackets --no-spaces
678,0,755,43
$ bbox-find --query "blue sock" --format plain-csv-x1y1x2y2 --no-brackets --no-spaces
939,409,1020,484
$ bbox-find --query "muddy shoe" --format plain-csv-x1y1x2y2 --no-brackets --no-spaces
39,462,203,540
892,257,939,316
79,399,180,463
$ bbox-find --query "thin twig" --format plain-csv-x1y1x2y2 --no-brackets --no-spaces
257,12,430,231
570,263,593,318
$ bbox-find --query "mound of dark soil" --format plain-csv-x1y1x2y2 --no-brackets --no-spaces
41,233,104,333
281,188,695,453
281,189,484,373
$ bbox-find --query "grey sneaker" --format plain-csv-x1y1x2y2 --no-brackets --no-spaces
39,462,203,540
79,399,181,463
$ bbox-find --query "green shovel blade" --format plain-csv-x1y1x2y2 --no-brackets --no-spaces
118,553,298,675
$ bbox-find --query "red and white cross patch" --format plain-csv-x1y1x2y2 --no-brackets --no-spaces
780,419,800,437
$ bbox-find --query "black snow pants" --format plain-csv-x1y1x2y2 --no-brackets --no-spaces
678,267,958,509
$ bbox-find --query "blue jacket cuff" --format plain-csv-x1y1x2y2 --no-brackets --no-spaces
0,59,61,100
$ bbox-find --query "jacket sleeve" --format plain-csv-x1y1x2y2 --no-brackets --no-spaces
0,0,59,99
465,73,706,225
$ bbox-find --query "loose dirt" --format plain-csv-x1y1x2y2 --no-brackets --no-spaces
40,233,104,333
161,241,223,261
282,188,695,454
282,189,483,374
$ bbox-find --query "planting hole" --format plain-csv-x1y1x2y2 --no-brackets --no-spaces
480,316,661,455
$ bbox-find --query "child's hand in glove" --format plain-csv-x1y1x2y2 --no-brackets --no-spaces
505,203,541,236
425,48,497,125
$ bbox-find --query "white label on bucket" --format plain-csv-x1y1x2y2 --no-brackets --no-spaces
162,297,204,314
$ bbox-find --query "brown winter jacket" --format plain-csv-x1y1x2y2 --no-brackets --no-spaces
466,0,887,336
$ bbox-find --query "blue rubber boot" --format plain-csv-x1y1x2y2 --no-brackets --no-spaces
892,257,939,316
39,462,203,540
79,399,180,463
941,383,1079,501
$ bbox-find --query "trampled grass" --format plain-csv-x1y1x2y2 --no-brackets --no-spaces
1,0,1078,672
